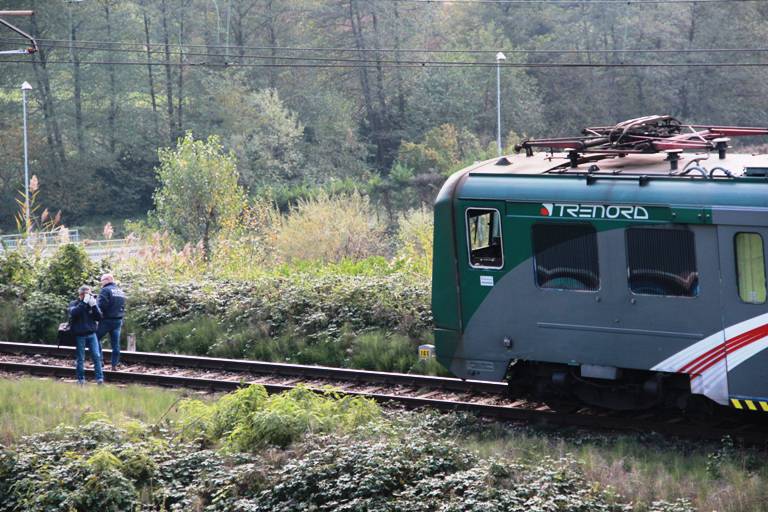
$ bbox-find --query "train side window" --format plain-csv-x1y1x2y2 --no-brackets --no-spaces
734,232,766,304
626,228,698,297
532,223,599,291
466,208,503,269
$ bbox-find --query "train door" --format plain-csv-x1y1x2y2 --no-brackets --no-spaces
457,203,507,329
717,225,768,407
614,225,726,400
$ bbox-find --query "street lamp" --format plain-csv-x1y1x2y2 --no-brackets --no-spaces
495,51,506,157
21,81,32,234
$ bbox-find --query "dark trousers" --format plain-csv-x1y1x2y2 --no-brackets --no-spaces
97,318,123,368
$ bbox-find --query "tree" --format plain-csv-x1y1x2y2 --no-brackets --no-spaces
222,88,304,189
151,134,246,259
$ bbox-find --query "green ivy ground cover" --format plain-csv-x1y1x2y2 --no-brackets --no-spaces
3,378,765,512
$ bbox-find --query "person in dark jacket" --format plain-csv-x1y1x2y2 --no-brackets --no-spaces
68,285,104,384
97,273,126,370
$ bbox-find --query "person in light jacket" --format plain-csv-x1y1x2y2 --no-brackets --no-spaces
68,285,104,384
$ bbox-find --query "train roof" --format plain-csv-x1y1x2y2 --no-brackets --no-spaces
455,151,768,213
467,150,768,179
451,116,768,212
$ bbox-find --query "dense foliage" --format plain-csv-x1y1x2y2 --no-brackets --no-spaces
2,1,767,226
152,134,246,258
0,384,700,512
0,240,437,372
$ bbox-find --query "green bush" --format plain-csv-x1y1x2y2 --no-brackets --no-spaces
38,244,98,297
0,251,36,289
19,292,68,343
395,206,434,275
0,419,261,512
177,384,381,450
128,273,431,347
272,191,387,264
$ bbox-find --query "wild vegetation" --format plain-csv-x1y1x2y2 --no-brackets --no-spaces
2,378,765,511
2,2,768,228
3,3,768,509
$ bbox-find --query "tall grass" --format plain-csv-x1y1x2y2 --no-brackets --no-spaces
462,425,768,512
0,300,21,340
349,331,419,373
272,191,388,264
0,378,186,444
139,316,221,355
116,191,428,280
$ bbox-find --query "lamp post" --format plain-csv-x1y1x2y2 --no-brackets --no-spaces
495,51,506,157
21,81,32,234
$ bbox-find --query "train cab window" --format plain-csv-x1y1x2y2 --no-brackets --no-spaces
466,208,503,268
532,223,599,291
626,228,698,297
735,232,766,304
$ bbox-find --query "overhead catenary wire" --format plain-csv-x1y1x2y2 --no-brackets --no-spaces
13,43,768,65
4,58,768,68
5,36,768,56
378,0,765,4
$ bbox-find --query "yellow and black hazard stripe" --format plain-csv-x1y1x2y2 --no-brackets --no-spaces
731,398,768,411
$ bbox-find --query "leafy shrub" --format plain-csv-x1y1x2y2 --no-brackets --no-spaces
395,206,434,275
38,244,98,297
0,250,36,289
272,191,387,263
130,273,431,342
0,419,261,512
18,291,68,342
177,384,381,450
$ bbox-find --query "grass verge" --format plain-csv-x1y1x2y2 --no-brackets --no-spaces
0,377,187,444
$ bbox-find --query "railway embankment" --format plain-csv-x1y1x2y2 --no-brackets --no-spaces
0,245,437,375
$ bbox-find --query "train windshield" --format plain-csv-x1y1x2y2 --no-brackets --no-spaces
466,208,503,269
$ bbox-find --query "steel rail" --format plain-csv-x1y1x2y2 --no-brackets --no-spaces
1,360,765,445
0,341,507,394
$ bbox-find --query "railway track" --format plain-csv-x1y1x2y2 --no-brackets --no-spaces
1,341,766,445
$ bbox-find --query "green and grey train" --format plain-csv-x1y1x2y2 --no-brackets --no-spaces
431,117,768,411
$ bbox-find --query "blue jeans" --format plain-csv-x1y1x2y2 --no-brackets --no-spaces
75,333,104,383
98,319,123,368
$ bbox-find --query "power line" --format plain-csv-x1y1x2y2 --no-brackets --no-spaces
20,42,768,65
380,0,762,4
6,36,768,56
3,58,768,68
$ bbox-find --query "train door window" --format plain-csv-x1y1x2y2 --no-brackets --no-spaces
734,232,766,304
532,223,599,291
626,228,698,297
466,208,503,269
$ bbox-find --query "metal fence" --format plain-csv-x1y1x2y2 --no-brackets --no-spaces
0,229,80,250
0,230,140,259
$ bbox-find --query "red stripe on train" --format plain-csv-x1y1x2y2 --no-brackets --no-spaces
677,323,768,376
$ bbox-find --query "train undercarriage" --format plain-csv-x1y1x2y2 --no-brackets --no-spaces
504,360,715,413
